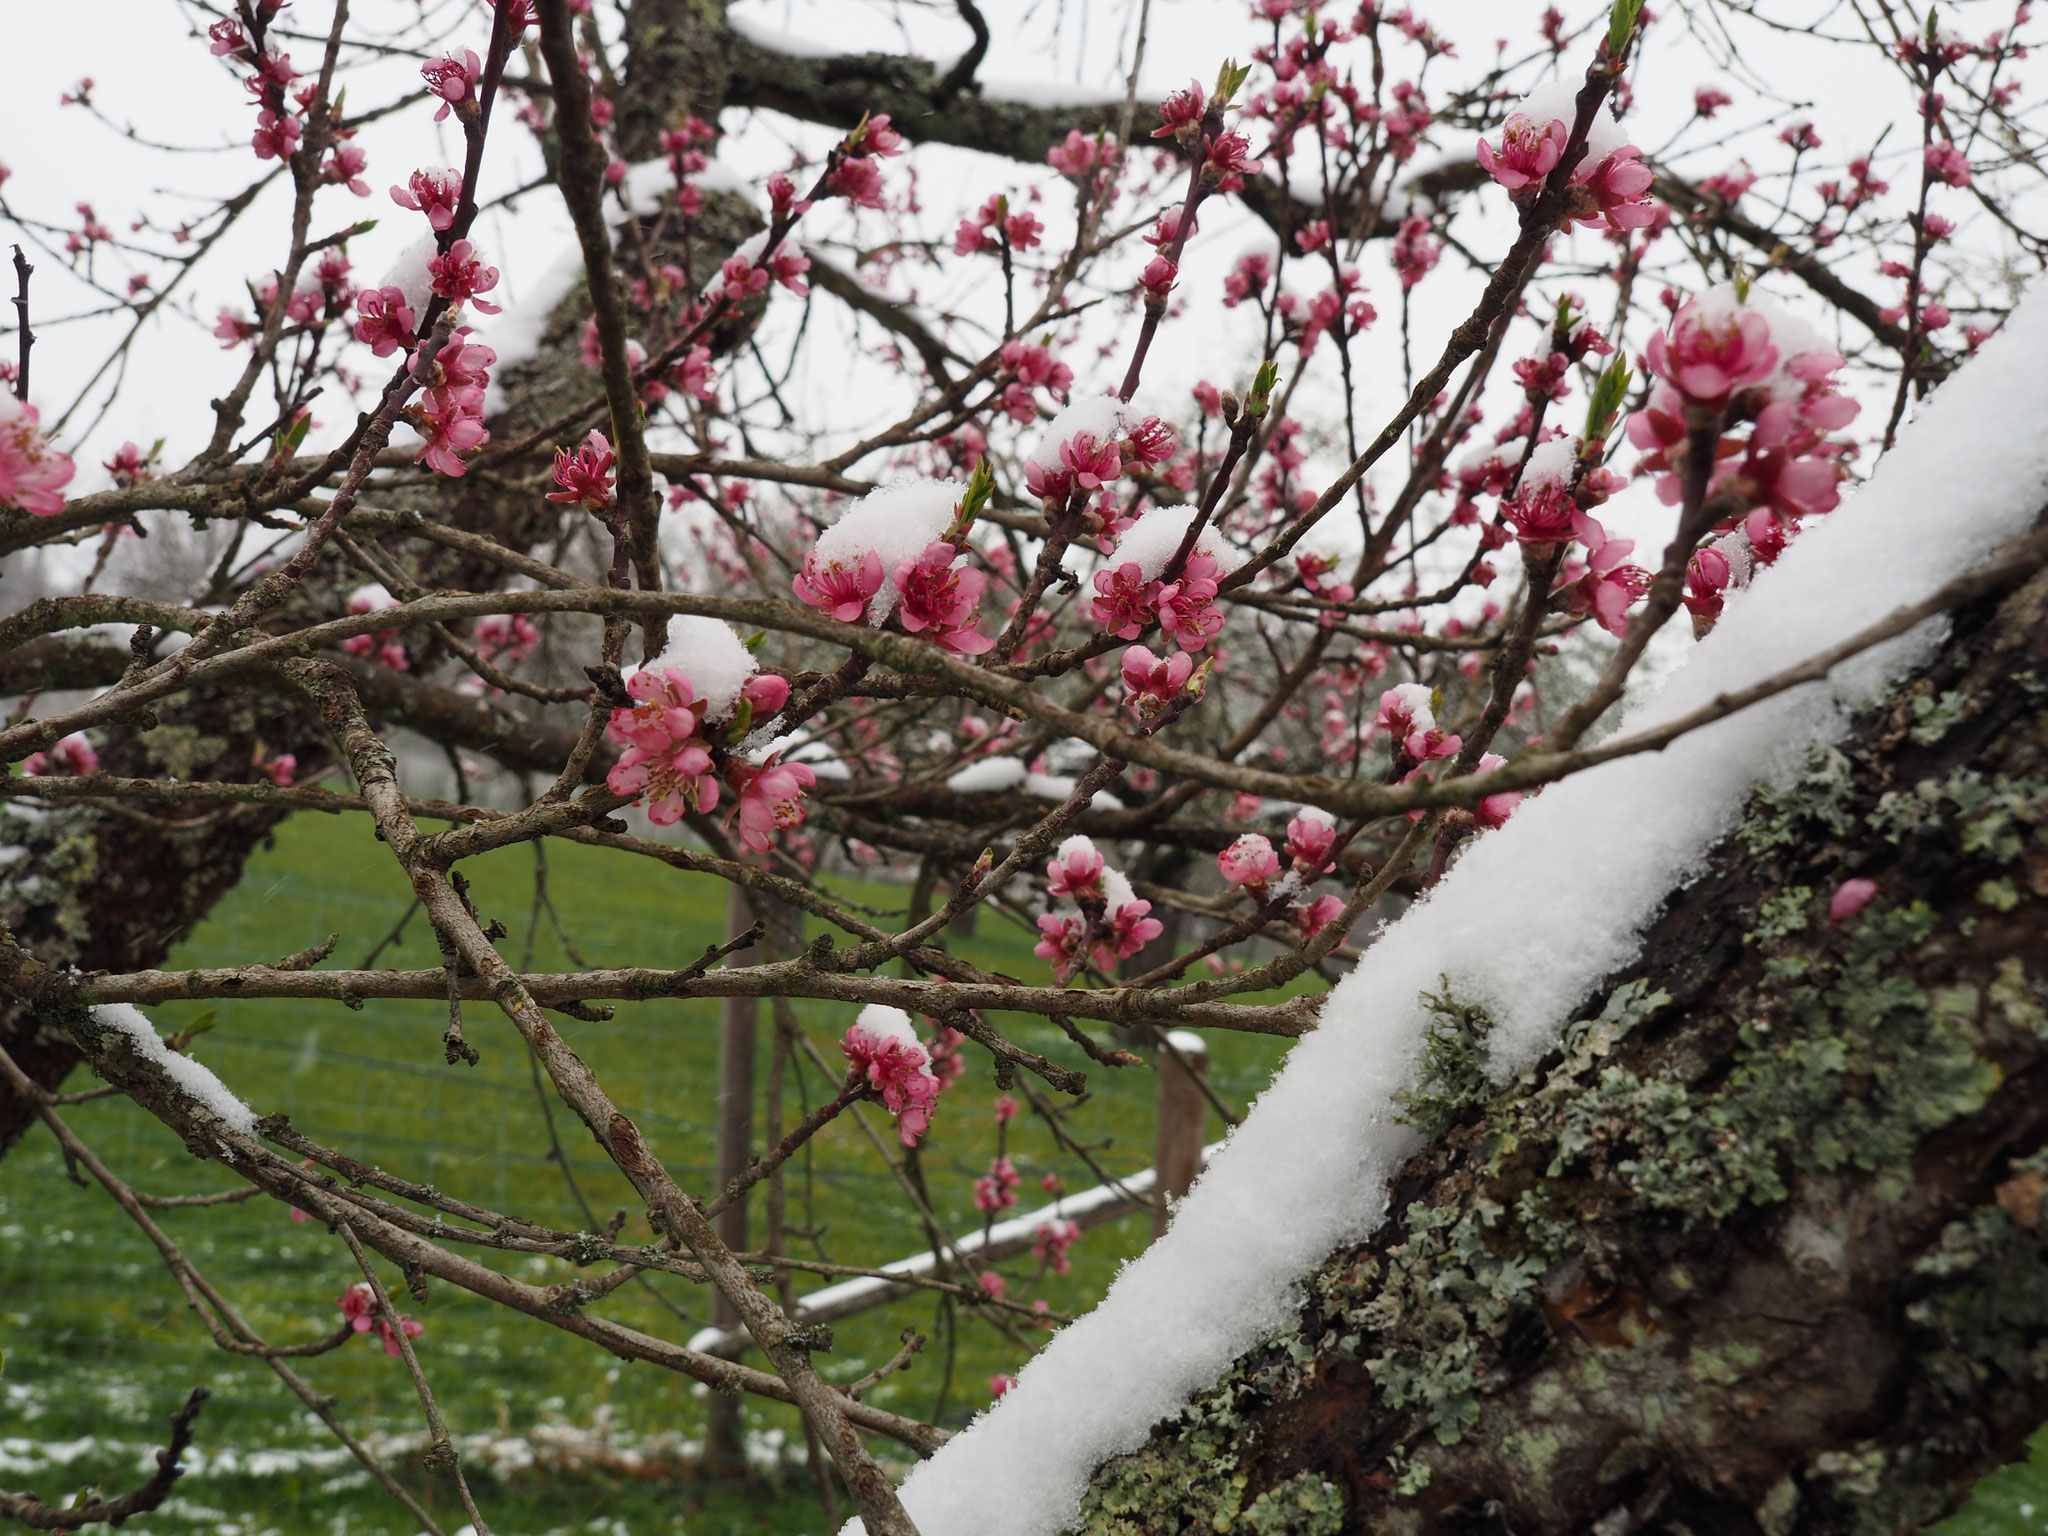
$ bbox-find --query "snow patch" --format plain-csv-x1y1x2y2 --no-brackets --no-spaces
946,755,1027,794
637,614,759,724
95,1004,257,1136
1110,506,1244,581
812,479,964,621
856,278,2048,1536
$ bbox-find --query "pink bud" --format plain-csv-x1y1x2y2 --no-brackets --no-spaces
1829,878,1879,925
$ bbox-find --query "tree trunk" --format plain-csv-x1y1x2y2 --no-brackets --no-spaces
1069,560,2048,1535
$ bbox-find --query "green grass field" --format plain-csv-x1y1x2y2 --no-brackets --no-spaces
1,810,2043,1536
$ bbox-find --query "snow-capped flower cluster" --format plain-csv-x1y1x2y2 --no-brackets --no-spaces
1022,397,1179,510
1476,82,1656,232
1628,286,1861,632
794,482,992,652
841,1006,942,1147
1033,836,1163,983
605,620,811,847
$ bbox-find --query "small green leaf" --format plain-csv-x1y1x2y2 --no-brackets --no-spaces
1607,0,1645,54
1213,58,1251,111
182,1008,220,1037
1584,354,1632,443
347,219,378,238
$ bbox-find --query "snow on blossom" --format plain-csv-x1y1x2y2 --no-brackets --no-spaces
1046,835,1106,901
804,479,965,623
1110,505,1244,582
842,1006,942,1147
1217,834,1280,889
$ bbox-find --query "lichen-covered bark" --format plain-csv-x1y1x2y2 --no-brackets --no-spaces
1071,567,2048,1536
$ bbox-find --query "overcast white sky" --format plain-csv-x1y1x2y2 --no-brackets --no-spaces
2,0,2040,571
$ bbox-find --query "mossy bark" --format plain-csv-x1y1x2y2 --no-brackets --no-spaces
1071,566,2048,1536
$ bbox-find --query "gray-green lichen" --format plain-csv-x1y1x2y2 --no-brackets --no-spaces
1070,709,2048,1532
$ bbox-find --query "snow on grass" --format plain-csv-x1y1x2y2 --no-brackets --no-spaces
858,281,2048,1536
94,1004,256,1137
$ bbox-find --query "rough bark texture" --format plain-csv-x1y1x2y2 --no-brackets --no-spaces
1069,565,2048,1535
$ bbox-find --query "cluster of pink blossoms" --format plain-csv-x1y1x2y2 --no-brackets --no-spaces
794,541,996,656
1033,1218,1081,1275
954,194,1044,257
1025,413,1176,508
337,1282,424,1357
827,113,905,209
0,397,77,518
1476,85,1657,233
604,665,811,849
975,1154,1023,1215
840,1008,943,1147
1032,837,1164,983
998,338,1074,423
1624,289,1860,631
342,586,409,672
21,733,99,778
1216,810,1345,938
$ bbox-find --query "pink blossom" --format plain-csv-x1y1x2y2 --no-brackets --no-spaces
336,1282,425,1357
1061,432,1122,492
1155,552,1223,652
1646,296,1780,407
1033,1218,1081,1275
1391,214,1443,288
728,757,818,852
0,398,76,517
605,668,719,824
993,1093,1020,1124
1154,80,1206,141
1097,899,1162,969
1091,562,1161,640
1046,843,1105,902
979,1270,1008,1299
352,287,416,356
1297,893,1346,938
390,167,463,231
1501,479,1578,547
251,108,301,162
828,155,886,209
1121,645,1194,708
546,430,616,512
474,612,539,666
1124,416,1177,468
421,49,481,121
1203,130,1263,187
794,550,884,623
411,387,488,478
973,1155,1022,1213
1034,912,1087,982
103,441,154,487
1477,112,1567,192
1684,545,1733,629
990,1374,1017,1399
1285,812,1336,871
1472,753,1522,831
1218,833,1280,890
1694,86,1734,118
1829,877,1879,925
1046,129,1101,177
894,543,995,655
1567,534,1652,637
263,752,299,788
20,733,99,777
427,239,501,314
